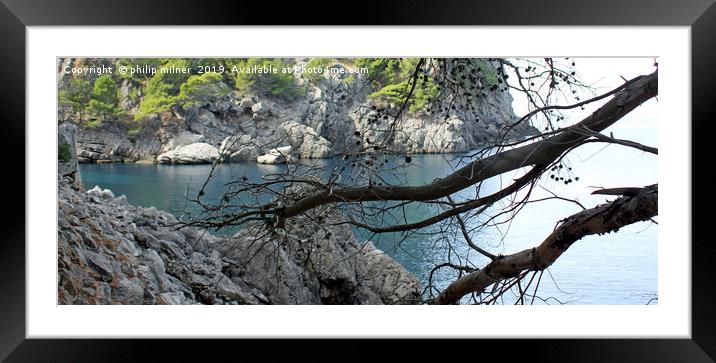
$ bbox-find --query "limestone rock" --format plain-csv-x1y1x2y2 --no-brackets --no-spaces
361,242,421,304
87,185,115,200
58,180,421,305
256,146,295,164
280,121,333,159
156,142,219,164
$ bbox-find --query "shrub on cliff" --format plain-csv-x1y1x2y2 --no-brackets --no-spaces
360,58,438,112
233,58,304,101
178,72,231,110
88,75,121,122
303,58,335,83
134,59,192,120
59,78,92,123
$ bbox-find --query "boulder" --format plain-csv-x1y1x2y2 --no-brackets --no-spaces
238,97,254,110
251,102,264,114
256,146,295,164
251,102,270,121
156,142,220,164
87,185,115,200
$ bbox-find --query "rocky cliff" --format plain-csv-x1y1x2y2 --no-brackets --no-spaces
58,127,421,304
63,58,535,164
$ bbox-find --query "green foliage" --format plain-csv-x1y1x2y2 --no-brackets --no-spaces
128,86,139,102
368,78,437,112
135,59,192,120
83,119,103,128
233,58,303,101
88,75,120,121
473,59,498,86
303,58,334,82
179,72,231,109
368,82,407,104
362,58,437,112
355,58,402,87
59,78,92,122
58,143,72,162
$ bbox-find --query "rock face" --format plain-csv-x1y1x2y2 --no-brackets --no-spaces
76,126,163,163
280,121,333,159
68,58,535,163
161,131,205,153
156,142,220,164
58,122,81,189
57,184,421,305
58,104,422,305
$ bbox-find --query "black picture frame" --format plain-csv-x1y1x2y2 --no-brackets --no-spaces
1,0,714,361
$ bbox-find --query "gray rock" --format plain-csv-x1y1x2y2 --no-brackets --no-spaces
159,292,187,305
161,131,206,153
251,102,271,121
84,250,114,281
58,122,81,190
219,135,259,162
251,102,264,114
113,277,145,304
361,242,421,304
59,179,422,305
280,121,333,159
238,97,254,110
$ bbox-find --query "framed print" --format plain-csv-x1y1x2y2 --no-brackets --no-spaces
2,0,715,361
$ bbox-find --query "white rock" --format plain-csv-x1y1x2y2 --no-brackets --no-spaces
156,142,219,164
268,145,292,156
256,146,295,164
238,97,254,110
87,185,115,200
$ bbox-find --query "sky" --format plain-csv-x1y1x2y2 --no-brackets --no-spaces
508,57,659,134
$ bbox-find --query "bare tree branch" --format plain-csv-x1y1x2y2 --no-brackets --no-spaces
433,183,658,304
273,71,658,226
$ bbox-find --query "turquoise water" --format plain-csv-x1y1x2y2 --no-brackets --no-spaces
79,129,657,304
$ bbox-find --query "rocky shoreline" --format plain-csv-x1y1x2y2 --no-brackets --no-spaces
65,58,535,165
59,126,421,305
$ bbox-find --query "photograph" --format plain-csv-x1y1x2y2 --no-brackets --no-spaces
57,56,659,305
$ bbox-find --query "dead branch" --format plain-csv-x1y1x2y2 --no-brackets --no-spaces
433,183,658,304
274,72,658,226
